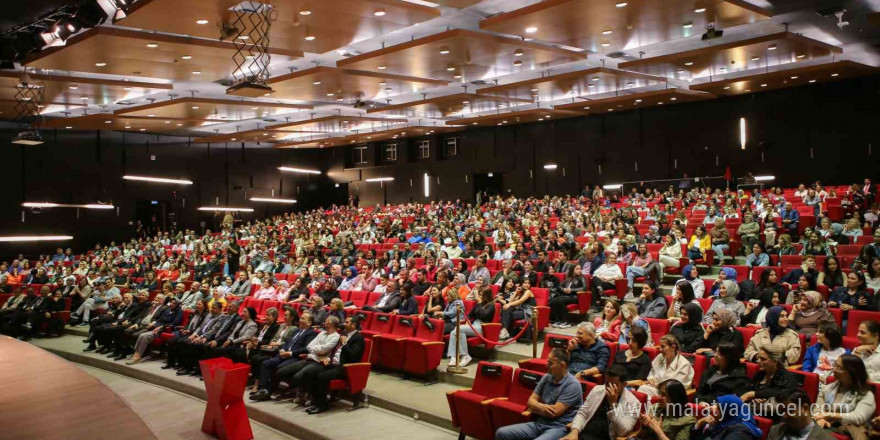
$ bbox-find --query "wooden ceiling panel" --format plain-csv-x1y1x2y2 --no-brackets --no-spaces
0,72,170,109
117,0,440,55
690,61,879,96
554,88,715,113
476,67,667,102
23,27,301,82
479,0,771,52
37,114,212,132
275,125,464,148
432,0,486,7
336,29,587,82
446,108,584,126
0,100,86,121
262,115,408,134
266,66,447,103
114,97,312,123
366,93,533,118
617,32,842,80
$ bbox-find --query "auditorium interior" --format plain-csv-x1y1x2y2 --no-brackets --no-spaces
0,0,879,440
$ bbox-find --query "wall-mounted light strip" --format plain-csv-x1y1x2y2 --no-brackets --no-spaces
197,207,254,212
739,117,747,150
603,184,623,190
278,167,321,175
543,164,558,170
0,235,74,242
123,175,193,185
22,202,114,210
754,175,775,182
423,173,430,198
249,197,297,204
366,177,394,182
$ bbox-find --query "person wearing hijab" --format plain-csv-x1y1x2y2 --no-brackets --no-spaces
694,394,763,440
744,306,801,367
709,268,738,298
680,264,706,298
338,266,359,290
792,290,836,335
696,309,744,357
703,281,745,326
670,303,704,353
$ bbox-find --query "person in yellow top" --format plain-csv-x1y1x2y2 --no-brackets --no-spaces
686,226,712,262
207,287,228,312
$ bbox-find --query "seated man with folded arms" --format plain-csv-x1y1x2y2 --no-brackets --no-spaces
304,315,366,414
495,348,583,440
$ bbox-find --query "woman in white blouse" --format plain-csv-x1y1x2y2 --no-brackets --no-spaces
637,334,694,398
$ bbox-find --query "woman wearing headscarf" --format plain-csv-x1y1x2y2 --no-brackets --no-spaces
791,291,836,336
702,281,745,326
784,273,815,305
743,306,801,367
337,266,359,290
680,264,706,298
696,309,744,357
708,267,738,298
669,303,704,353
694,395,763,440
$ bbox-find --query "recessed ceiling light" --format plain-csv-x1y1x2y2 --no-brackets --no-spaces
796,54,805,59
514,48,524,57
440,46,450,55
446,64,455,71
336,97,343,102
124,125,131,129
264,93,271,96
196,19,209,24
177,123,183,126
326,92,334,96
626,82,634,86
616,2,628,7
312,80,321,85
768,44,777,50
695,8,706,13
373,8,386,16
583,106,590,110
751,56,760,61
685,61,694,66
251,106,258,109
602,29,613,35
231,138,237,141
304,34,315,41
720,67,727,72
69,85,78,90
545,115,551,118
139,128,146,131
791,76,798,79
525,26,538,34
146,43,158,48
192,71,201,75
502,120,508,123
592,77,599,82
601,42,611,47
95,62,106,67
105,120,111,124
683,22,693,29
676,69,686,73
299,10,311,15
377,65,386,70
658,102,664,105
513,60,522,66
385,87,392,92
454,73,462,79
80,96,89,100
760,83,767,87
635,99,642,103
723,86,731,90
191,106,199,109
831,73,839,77
670,97,677,101
472,122,477,125
164,120,170,124
745,89,751,92
65,126,72,129
588,84,596,88
809,79,816,83
530,88,539,92
181,55,192,60
608,108,614,112
148,114,155,117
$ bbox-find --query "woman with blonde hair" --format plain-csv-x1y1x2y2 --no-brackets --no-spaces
637,334,694,398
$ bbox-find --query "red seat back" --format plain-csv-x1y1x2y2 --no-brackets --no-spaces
413,317,444,341
471,362,514,398
846,310,880,337
644,318,671,345
540,334,573,359
790,370,820,403
736,326,757,349
370,313,395,333
531,288,549,306
389,315,418,338
349,291,368,308
755,416,773,440
509,369,544,405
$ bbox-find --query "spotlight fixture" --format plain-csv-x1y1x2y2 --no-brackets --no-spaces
615,2,628,7
768,44,777,50
95,62,106,67
513,48,523,57
146,43,158,48
543,164,558,170
525,26,538,34
181,55,192,60
513,60,522,66
373,8,386,16
446,64,455,71
196,19,209,24
377,65,386,70
299,10,311,15
602,29,613,35
751,56,760,61
695,8,706,13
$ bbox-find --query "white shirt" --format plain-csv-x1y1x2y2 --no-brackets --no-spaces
592,263,622,282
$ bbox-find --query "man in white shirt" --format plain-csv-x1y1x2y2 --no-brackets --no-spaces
442,238,462,259
493,241,514,260
588,253,624,302
267,316,341,401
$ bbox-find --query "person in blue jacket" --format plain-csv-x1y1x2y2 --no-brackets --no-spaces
802,322,849,384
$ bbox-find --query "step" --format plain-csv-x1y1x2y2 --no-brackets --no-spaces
30,335,459,440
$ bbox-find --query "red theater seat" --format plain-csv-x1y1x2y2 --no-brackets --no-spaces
328,338,373,410
372,315,416,368
518,334,573,373
402,317,445,379
789,370,820,403
487,369,544,433
846,310,880,337
644,318,671,345
446,362,513,440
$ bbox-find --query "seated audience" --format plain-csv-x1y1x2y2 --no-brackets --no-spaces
447,287,495,367
815,354,876,440
613,326,652,383
703,280,745,326
618,303,652,346
696,309,744,357
567,323,610,380
767,391,835,440
670,303,704,353
791,290,835,335
743,306,801,366
594,299,622,343
802,322,849,384
638,379,696,440
636,281,668,319
695,341,750,404
638,335,694,398
561,364,639,440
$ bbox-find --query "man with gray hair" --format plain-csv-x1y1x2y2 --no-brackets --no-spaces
567,322,610,380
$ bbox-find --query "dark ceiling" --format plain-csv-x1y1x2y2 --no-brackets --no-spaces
0,0,73,35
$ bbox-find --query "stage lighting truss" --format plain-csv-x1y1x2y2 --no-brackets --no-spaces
13,72,46,128
229,2,276,90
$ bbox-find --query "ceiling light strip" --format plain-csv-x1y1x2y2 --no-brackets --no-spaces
123,175,194,185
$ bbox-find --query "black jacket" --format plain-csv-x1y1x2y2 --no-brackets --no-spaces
699,327,744,352
337,331,365,365
695,365,751,404
214,314,243,343
468,302,496,323
670,323,704,353
282,327,318,357
751,369,799,400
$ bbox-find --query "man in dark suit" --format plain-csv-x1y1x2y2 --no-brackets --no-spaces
94,290,150,354
250,313,318,398
767,391,834,440
176,300,240,376
112,293,167,360
361,281,401,313
305,315,366,414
